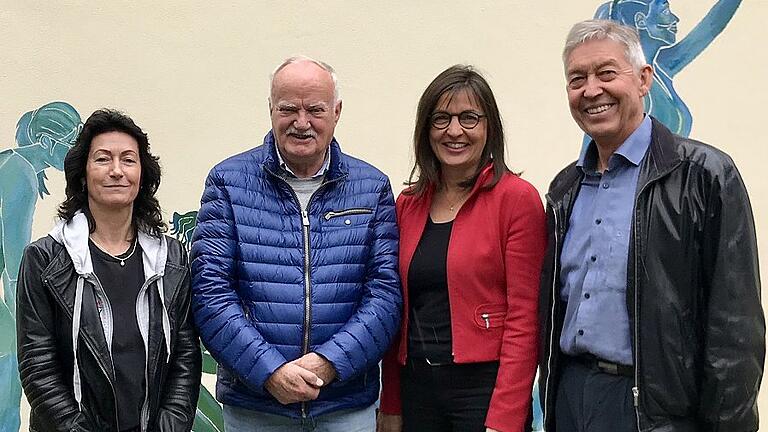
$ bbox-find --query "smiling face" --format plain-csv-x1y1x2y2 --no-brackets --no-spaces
428,88,488,179
270,61,341,177
86,131,142,212
566,38,652,149
643,0,679,45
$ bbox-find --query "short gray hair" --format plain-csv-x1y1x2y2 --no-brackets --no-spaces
562,19,647,73
269,55,340,102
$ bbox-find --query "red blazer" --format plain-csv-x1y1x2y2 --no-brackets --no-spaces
380,166,546,431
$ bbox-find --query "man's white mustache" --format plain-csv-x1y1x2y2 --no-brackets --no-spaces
287,126,317,137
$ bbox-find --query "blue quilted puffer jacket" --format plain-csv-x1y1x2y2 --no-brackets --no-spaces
191,131,402,419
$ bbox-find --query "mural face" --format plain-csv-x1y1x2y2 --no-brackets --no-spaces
0,101,82,432
644,0,680,45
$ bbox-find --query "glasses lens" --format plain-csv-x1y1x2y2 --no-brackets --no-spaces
459,112,480,129
431,113,451,129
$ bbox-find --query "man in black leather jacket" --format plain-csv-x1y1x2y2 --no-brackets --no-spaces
538,20,764,432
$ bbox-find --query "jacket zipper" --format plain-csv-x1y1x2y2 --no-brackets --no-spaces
66,275,121,430
630,176,659,431
542,195,561,430
301,208,311,359
137,274,162,432
633,213,641,431
265,167,346,418
323,208,373,221
629,167,671,431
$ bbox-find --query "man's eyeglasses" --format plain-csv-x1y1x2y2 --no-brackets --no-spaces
430,111,486,130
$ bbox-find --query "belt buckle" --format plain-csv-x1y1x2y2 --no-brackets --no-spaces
596,360,619,375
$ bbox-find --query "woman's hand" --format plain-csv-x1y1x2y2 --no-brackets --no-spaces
376,412,402,432
486,428,500,432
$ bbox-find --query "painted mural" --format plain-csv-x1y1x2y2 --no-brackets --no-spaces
581,0,742,149
597,0,741,137
1,3,744,430
0,101,82,432
171,211,224,432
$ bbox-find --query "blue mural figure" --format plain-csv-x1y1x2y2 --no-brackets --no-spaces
0,102,82,432
595,0,742,137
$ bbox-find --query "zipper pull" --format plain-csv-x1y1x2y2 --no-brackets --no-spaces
301,210,310,227
481,313,490,329
632,386,639,407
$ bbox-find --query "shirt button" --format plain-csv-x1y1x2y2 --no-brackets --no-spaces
584,293,590,299
602,183,609,189
590,255,597,262
578,329,584,336
595,218,602,225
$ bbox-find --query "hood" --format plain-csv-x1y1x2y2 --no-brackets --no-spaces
49,211,168,280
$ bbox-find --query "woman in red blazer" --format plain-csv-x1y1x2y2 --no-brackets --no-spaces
378,65,546,432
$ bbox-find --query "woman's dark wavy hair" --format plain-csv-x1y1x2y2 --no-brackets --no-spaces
57,109,166,237
406,64,510,196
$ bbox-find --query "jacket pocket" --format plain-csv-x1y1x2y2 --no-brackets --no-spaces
323,208,373,221
473,304,506,329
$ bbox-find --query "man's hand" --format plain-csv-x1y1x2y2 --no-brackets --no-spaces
292,352,337,385
376,412,402,432
264,363,322,405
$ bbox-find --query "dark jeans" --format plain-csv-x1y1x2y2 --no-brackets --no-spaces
555,356,637,432
400,358,499,432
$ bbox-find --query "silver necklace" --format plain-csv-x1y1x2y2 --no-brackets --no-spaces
442,189,470,212
91,237,138,267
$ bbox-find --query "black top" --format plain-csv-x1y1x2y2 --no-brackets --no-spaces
89,239,146,431
407,217,454,362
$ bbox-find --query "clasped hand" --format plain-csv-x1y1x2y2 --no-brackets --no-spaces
265,352,337,405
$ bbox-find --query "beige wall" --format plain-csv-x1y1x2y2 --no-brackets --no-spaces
2,1,765,428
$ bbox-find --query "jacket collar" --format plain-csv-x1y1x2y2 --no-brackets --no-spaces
548,116,681,205
640,117,682,184
414,162,498,205
262,130,348,182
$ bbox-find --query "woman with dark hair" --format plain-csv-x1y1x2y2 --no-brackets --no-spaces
16,109,201,432
378,65,546,432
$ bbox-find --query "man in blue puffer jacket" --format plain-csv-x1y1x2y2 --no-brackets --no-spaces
191,55,402,431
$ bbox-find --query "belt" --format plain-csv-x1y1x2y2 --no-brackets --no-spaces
570,354,633,377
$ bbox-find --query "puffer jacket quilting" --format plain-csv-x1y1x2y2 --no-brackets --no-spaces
191,131,402,418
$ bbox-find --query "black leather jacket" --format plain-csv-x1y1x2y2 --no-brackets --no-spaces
17,232,201,432
538,118,764,432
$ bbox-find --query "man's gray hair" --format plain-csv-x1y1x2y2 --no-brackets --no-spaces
562,19,647,73
269,55,340,102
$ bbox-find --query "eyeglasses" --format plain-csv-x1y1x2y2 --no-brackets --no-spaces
430,111,486,130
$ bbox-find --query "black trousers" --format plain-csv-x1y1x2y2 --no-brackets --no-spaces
555,356,637,432
400,358,499,432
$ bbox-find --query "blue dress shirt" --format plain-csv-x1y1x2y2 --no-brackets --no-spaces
559,116,652,365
